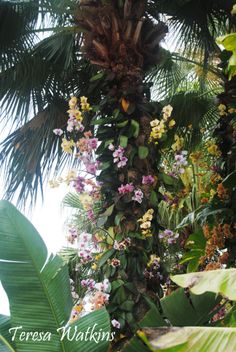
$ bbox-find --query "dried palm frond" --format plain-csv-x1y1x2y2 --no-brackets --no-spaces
75,0,168,96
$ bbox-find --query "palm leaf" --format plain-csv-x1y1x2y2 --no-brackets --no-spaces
0,200,110,351
121,288,220,351
0,99,79,207
138,326,236,352
171,269,236,300
155,0,235,58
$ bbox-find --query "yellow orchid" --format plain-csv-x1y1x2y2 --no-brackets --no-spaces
61,138,75,154
168,119,176,128
171,135,184,151
69,96,78,108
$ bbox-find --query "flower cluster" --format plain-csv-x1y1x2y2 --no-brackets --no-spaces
61,138,75,154
81,278,96,290
206,140,222,157
171,150,188,176
69,278,110,323
118,183,134,194
132,189,144,203
109,144,128,168
149,105,175,143
172,134,184,152
142,175,155,185
217,103,236,117
118,183,144,203
200,223,235,270
138,209,154,237
70,279,79,299
218,104,227,117
67,228,78,245
144,255,163,281
67,96,91,132
217,183,229,200
159,229,179,245
114,237,131,251
76,131,100,175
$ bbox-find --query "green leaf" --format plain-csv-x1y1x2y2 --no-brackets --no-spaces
179,250,203,265
89,71,105,82
66,308,111,352
222,171,236,189
98,249,116,268
150,191,158,207
120,301,135,312
130,120,140,138
138,146,149,159
171,269,236,300
112,279,124,291
0,201,110,352
117,120,129,128
162,288,218,327
121,288,219,352
100,204,115,217
119,135,128,148
138,326,236,352
115,212,124,226
121,303,167,352
160,173,175,186
217,34,236,52
187,258,200,273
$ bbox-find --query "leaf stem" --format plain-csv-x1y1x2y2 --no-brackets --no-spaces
0,335,16,352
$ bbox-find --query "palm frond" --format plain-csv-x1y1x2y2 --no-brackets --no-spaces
0,98,80,207
159,90,220,149
147,49,223,101
63,192,102,233
155,0,235,58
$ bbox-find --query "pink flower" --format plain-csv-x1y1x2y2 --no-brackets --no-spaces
108,143,115,151
53,128,63,136
87,209,95,221
113,147,124,159
118,183,134,195
117,156,128,168
142,175,155,185
95,279,110,292
132,189,144,203
112,145,128,168
85,162,98,174
78,249,93,263
81,279,96,289
88,138,98,150
73,176,85,193
111,319,121,329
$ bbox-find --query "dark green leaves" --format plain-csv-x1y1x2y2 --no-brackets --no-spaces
138,146,149,159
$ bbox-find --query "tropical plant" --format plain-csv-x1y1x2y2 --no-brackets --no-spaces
0,200,110,352
123,269,236,352
0,0,234,205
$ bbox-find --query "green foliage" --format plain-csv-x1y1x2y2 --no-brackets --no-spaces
217,33,236,79
179,231,206,273
171,269,236,300
121,288,220,351
0,200,110,352
138,326,236,352
0,0,231,205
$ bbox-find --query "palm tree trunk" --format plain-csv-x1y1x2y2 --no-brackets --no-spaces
76,0,168,333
